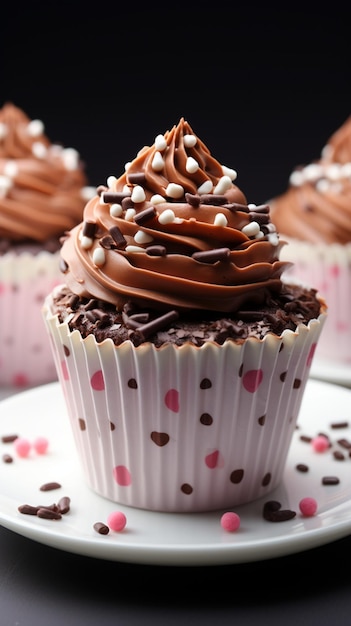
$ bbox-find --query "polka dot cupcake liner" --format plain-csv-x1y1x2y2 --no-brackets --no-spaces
281,241,351,365
0,251,62,388
43,287,326,513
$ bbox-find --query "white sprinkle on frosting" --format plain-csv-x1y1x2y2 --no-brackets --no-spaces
222,165,237,181
32,142,47,159
184,134,197,148
131,185,146,203
214,175,232,194
110,203,123,217
166,183,184,199
0,122,8,140
152,151,165,172
186,156,199,174
150,194,165,205
242,221,260,237
107,175,117,188
4,161,18,178
214,213,228,227
197,180,213,194
125,208,136,221
134,230,154,244
0,175,12,197
154,134,167,151
125,245,145,253
62,147,79,171
158,209,176,224
81,236,94,250
27,119,44,137
92,248,106,266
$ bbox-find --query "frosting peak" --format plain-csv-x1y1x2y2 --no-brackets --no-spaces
0,102,94,243
60,118,289,313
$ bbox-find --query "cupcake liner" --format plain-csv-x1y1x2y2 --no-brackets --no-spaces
280,240,351,365
0,251,62,388
43,287,326,512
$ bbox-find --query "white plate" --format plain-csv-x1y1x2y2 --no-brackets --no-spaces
0,381,350,566
310,358,351,387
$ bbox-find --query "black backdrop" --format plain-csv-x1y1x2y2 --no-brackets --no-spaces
1,2,350,205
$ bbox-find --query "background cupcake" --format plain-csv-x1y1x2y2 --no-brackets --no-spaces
0,102,94,388
43,118,326,513
269,116,351,368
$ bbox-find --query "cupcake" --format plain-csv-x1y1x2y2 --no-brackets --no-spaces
43,118,326,513
269,116,351,366
0,102,94,388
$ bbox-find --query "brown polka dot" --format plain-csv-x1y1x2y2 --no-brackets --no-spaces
128,378,138,389
279,343,284,352
78,418,86,431
262,472,271,486
280,371,287,382
230,469,244,484
238,363,244,377
181,483,193,495
200,413,213,426
200,378,212,389
293,378,301,389
258,414,266,426
109,421,115,431
150,431,170,446
64,345,70,357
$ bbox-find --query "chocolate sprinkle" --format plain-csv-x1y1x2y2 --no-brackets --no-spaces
94,522,110,535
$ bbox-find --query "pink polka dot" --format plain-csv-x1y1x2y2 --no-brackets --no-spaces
164,388,179,412
329,265,340,278
306,343,317,368
61,360,69,381
0,282,5,295
12,373,29,388
91,369,105,391
113,465,132,486
221,511,241,532
242,369,263,392
312,435,329,452
205,449,220,469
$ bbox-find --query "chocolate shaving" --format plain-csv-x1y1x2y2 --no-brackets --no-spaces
102,191,130,204
127,172,146,186
133,207,157,225
82,221,97,238
185,193,201,207
129,310,179,345
201,194,227,206
146,245,167,256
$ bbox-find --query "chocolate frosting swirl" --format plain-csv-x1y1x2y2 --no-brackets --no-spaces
270,116,351,244
0,102,93,243
60,118,289,313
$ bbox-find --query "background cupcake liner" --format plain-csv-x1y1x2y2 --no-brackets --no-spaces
0,251,61,388
43,287,326,512
280,240,351,365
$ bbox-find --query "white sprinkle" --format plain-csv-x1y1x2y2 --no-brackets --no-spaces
197,180,213,194
158,209,176,224
32,142,47,159
131,185,146,203
222,165,237,181
255,231,265,239
0,175,12,197
214,175,232,194
27,119,44,137
184,134,197,148
81,186,96,200
92,248,106,266
247,203,257,210
134,230,154,244
110,203,123,217
125,245,145,253
124,161,131,171
214,213,228,227
316,178,330,193
304,163,323,182
325,163,342,181
186,156,199,174
122,184,131,195
152,151,165,171
62,147,79,171
125,208,136,221
268,233,279,246
289,170,305,186
81,236,94,250
155,134,167,151
4,161,18,177
107,175,117,188
166,183,184,199
0,122,8,140
150,194,165,205
242,221,260,237
341,162,351,178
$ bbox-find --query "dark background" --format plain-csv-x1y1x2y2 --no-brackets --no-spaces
1,2,350,205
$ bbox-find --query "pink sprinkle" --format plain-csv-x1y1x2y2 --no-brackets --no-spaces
311,435,329,452
33,437,49,455
220,511,241,532
107,511,127,532
299,497,318,517
14,438,31,458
